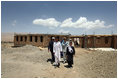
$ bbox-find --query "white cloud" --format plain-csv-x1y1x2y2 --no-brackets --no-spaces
60,17,113,29
33,18,61,28
58,29,69,34
12,20,17,26
33,17,113,29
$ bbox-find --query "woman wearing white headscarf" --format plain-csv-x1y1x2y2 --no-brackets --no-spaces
66,41,75,68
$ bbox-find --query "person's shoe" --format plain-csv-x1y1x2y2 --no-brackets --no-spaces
65,61,67,63
63,60,66,64
51,61,53,64
53,63,57,66
57,63,60,68
67,65,73,68
70,65,73,68
65,65,70,68
57,66,60,68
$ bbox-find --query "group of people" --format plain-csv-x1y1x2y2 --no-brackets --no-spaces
48,37,75,68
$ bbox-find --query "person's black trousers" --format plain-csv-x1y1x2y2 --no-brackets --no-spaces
67,55,73,67
68,61,72,67
51,51,55,62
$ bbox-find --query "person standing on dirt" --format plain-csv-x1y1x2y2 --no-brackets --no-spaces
61,37,68,64
66,41,75,68
53,37,62,68
48,37,55,64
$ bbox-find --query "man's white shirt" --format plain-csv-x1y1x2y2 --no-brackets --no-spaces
53,41,62,61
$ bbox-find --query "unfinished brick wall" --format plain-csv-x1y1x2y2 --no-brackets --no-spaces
14,34,44,47
14,35,27,46
95,36,112,48
14,34,117,49
14,34,70,47
87,37,95,48
70,35,117,49
79,35,117,49
111,35,117,49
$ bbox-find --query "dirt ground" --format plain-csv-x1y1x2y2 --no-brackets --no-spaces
1,42,117,78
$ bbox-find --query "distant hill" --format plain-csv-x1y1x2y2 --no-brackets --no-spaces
1,32,14,42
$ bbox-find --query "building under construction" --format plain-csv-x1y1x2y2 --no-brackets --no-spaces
14,34,70,47
70,35,117,49
14,34,117,49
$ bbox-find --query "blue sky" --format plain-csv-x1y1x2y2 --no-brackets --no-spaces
1,1,117,35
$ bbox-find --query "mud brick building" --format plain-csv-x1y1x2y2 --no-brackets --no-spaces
14,34,70,47
70,35,117,49
14,34,117,49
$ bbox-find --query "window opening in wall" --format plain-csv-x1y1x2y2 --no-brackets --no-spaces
16,36,18,41
35,36,38,42
50,36,53,40
88,38,90,44
20,36,23,41
105,37,109,44
56,36,59,41
25,36,27,42
40,36,43,42
97,37,100,43
30,36,32,42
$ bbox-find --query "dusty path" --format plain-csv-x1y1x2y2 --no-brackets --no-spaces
1,43,117,78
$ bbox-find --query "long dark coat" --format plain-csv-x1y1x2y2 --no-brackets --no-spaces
48,40,55,62
48,40,54,52
66,46,75,64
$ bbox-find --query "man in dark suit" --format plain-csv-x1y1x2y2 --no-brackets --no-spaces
48,37,55,64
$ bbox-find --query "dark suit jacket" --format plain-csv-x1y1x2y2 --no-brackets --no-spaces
66,46,75,56
48,41,54,52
